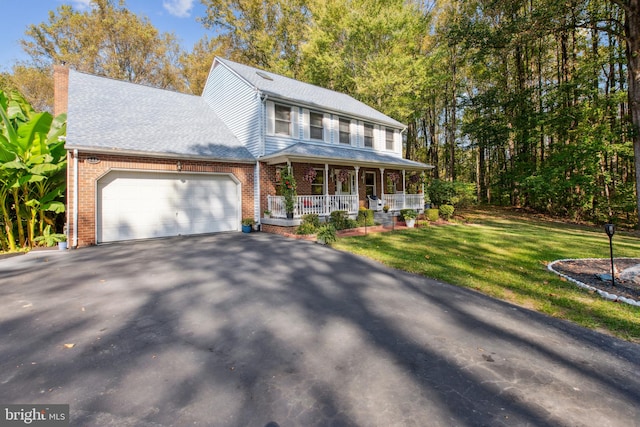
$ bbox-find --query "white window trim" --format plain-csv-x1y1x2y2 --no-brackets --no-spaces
267,101,299,138
364,171,376,196
385,127,395,151
363,122,374,149
338,117,351,145
307,110,325,141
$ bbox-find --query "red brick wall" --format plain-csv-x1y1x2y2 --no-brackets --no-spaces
53,65,69,117
68,152,255,247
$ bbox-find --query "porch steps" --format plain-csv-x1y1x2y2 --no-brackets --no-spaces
374,211,396,227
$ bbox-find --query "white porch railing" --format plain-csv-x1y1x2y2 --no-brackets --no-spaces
267,195,358,218
383,194,424,211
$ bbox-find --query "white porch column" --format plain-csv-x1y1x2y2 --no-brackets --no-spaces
380,167,385,207
325,163,329,215
402,169,406,209
354,166,360,211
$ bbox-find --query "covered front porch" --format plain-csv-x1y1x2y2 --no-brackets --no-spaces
258,143,433,224
266,193,426,219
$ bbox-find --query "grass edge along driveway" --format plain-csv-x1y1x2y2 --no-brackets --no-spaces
334,208,640,343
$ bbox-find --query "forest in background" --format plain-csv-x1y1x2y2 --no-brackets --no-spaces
2,0,639,226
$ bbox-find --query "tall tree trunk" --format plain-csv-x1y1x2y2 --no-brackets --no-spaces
449,53,457,182
625,0,640,224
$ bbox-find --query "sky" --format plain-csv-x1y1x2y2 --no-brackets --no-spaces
0,0,210,72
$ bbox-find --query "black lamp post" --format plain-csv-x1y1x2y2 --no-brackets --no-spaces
604,223,615,287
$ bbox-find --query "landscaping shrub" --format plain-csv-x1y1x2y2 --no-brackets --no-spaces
329,210,350,230
428,179,477,207
427,179,456,206
297,214,320,235
426,208,440,221
316,224,337,245
296,222,317,235
439,204,455,220
357,208,375,226
302,214,320,228
399,209,417,221
345,219,359,229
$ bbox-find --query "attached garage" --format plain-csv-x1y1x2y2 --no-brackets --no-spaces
97,170,240,243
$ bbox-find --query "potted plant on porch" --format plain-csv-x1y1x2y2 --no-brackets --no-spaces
241,218,255,233
280,166,297,219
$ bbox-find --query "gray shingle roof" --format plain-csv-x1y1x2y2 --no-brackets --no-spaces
215,58,405,129
65,70,255,162
261,143,432,170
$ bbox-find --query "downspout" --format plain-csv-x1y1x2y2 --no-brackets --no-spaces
256,92,268,226
73,149,78,248
260,92,268,157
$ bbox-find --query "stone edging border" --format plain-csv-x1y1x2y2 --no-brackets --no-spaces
547,258,640,307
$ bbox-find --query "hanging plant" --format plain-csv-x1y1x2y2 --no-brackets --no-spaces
337,169,350,183
388,172,400,183
303,166,317,183
409,173,421,184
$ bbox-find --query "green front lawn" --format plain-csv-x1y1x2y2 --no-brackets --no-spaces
333,207,640,343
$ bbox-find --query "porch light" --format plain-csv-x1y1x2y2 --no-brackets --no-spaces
177,161,182,172
604,223,615,287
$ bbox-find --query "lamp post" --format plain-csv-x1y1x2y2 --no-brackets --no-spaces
604,223,615,287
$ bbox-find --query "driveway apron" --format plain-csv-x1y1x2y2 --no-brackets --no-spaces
1,233,639,426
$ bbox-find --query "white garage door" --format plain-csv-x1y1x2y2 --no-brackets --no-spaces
97,171,240,243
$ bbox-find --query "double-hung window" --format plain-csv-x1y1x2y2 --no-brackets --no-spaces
275,104,292,136
310,112,324,140
385,128,394,150
311,169,324,195
365,171,376,196
364,124,374,148
339,118,351,144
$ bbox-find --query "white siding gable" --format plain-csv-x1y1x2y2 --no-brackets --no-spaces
203,63,262,156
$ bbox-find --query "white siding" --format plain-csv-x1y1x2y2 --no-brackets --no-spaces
203,64,262,156
323,113,332,143
302,108,310,140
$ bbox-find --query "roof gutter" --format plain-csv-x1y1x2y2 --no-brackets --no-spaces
63,145,257,164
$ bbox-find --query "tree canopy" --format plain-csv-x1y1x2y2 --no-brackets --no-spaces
3,0,640,226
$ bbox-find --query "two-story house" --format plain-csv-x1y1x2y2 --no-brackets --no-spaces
56,57,431,247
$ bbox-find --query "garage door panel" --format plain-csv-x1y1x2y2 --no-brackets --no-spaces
98,171,239,243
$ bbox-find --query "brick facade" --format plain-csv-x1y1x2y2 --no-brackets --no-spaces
68,152,255,247
53,65,69,117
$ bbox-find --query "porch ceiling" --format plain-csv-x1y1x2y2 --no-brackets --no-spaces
260,143,433,171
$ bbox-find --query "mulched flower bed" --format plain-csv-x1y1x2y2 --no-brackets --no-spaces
550,258,640,301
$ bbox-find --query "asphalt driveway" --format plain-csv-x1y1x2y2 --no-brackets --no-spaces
1,233,639,426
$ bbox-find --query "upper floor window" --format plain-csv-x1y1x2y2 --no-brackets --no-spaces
339,118,350,144
310,112,324,140
385,129,394,150
275,104,292,135
364,124,374,148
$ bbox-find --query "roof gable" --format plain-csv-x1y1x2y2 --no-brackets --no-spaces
65,70,254,162
213,57,405,129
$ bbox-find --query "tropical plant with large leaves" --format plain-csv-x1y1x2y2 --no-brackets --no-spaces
0,89,66,251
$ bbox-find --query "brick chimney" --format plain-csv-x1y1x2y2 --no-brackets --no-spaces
53,64,69,117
